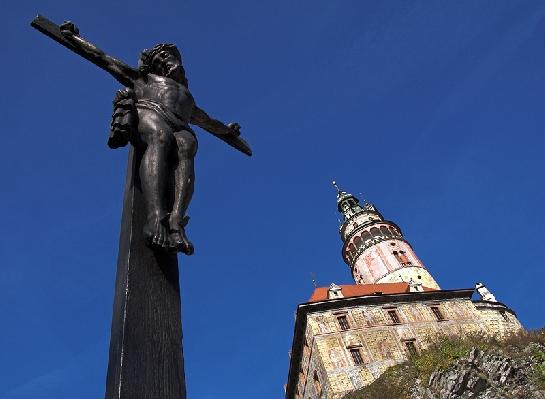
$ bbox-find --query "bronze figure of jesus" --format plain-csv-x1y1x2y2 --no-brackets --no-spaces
32,17,251,255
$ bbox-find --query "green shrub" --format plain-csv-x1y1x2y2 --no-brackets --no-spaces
342,329,545,399
342,364,414,399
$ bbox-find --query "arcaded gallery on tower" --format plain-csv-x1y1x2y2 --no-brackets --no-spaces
284,185,522,399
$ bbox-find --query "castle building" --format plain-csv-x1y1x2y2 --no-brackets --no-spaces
284,185,522,399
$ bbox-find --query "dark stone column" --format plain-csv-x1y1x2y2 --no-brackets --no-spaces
105,147,186,399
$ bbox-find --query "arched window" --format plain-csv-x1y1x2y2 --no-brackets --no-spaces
389,226,399,237
353,236,363,249
380,226,392,237
347,244,356,261
370,227,380,237
360,230,372,243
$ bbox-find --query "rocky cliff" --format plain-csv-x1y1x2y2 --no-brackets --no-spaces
343,331,545,399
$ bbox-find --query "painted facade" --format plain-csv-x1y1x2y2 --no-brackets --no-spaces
284,185,523,399
293,295,521,399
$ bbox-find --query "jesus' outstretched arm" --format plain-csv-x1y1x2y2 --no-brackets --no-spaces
59,21,139,88
190,105,241,137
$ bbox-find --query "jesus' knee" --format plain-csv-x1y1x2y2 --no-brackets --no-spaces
174,130,198,159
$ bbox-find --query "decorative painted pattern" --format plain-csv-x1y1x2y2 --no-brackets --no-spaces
296,298,522,399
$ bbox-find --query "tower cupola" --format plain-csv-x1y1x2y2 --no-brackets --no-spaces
333,182,440,289
334,181,384,241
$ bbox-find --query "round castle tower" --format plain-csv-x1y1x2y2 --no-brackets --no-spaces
334,182,440,289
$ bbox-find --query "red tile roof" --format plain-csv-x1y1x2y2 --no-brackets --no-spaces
308,282,436,302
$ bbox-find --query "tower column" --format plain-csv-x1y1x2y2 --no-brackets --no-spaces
334,182,440,289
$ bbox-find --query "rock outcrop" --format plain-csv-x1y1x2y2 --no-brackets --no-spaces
415,344,545,398
343,337,545,399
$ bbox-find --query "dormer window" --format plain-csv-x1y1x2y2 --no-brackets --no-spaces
328,283,344,299
408,278,423,292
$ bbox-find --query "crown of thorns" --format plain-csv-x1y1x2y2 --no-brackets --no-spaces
139,43,181,72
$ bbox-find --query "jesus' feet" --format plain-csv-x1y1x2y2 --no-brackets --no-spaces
169,228,194,255
144,215,170,251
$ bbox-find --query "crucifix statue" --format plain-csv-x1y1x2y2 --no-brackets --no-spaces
31,15,251,399
33,15,251,255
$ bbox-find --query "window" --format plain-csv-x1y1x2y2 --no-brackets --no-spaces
370,227,381,237
380,225,392,237
399,251,411,264
499,310,510,322
337,315,350,331
405,340,418,356
393,250,411,265
313,371,322,396
348,243,356,259
387,309,401,324
349,348,364,365
354,236,363,249
431,306,445,321
361,231,373,242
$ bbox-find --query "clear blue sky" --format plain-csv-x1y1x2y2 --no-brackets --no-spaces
1,1,544,398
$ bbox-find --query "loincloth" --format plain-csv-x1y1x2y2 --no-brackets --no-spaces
109,93,195,149
136,99,193,133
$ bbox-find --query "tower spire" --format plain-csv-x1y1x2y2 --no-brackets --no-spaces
332,181,373,223
334,183,440,289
